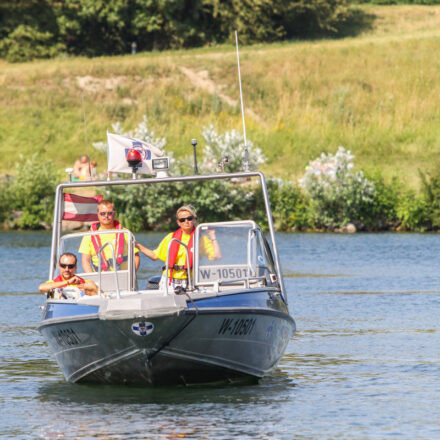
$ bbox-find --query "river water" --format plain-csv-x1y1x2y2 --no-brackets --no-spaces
1,231,439,439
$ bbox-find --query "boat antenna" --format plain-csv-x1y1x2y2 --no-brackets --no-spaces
235,30,250,172
81,89,92,180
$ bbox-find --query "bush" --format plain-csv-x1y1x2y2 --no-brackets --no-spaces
278,0,352,38
265,178,313,231
213,0,353,44
0,178,12,224
361,172,400,230
417,170,440,230
0,25,64,62
106,178,262,232
299,146,375,228
396,190,430,231
201,125,266,173
7,154,60,229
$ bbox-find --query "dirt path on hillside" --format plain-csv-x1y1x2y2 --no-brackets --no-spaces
178,66,266,127
73,68,266,126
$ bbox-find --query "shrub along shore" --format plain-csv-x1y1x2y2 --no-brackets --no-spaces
1,128,440,234
2,5,440,232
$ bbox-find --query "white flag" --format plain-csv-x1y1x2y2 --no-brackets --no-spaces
107,132,164,175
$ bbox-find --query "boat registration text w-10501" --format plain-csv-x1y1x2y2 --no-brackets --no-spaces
217,317,256,336
198,265,250,282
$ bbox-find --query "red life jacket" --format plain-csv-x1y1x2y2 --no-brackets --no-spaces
167,227,195,280
53,274,85,285
90,220,125,271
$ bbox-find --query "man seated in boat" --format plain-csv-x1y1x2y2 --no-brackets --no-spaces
136,205,221,290
39,252,98,298
79,199,140,273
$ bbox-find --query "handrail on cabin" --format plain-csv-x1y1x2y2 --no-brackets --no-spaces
97,241,121,298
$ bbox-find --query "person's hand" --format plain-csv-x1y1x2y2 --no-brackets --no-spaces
68,275,84,286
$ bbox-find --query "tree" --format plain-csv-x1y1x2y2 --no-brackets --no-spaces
0,0,62,61
0,0,353,60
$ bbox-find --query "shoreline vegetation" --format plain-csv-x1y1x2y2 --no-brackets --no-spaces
2,5,440,232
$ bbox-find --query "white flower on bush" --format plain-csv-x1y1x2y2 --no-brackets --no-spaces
201,125,266,172
299,146,375,226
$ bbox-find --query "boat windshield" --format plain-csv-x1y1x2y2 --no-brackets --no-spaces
58,229,136,293
194,221,279,288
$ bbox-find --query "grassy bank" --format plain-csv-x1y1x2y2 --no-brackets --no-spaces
2,5,440,189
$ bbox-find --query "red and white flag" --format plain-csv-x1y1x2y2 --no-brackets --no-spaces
107,132,164,175
63,193,103,222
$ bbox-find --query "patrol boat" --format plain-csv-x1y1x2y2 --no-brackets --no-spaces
37,159,296,385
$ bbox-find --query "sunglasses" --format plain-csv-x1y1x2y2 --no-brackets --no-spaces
178,216,195,223
60,263,76,269
99,211,114,217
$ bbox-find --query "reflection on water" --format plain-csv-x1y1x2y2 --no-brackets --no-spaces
1,358,60,381
32,373,296,440
1,232,440,439
38,372,295,406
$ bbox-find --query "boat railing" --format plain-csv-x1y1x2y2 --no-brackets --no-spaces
97,241,121,298
164,238,193,294
50,171,287,303
57,229,136,295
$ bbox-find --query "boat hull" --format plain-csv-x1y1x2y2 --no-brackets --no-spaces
38,292,295,386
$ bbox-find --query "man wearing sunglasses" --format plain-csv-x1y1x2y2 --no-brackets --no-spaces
79,200,140,273
39,252,98,297
136,205,221,290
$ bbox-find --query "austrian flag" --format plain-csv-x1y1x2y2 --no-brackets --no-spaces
63,193,103,222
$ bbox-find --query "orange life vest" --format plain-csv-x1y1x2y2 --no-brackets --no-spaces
167,227,195,281
90,221,125,271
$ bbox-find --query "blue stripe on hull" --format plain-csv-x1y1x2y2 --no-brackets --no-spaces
43,303,99,320
42,290,284,321
188,290,280,309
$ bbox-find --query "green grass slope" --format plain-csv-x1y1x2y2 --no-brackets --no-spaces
2,5,440,189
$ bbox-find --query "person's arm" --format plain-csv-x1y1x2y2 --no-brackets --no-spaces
39,280,61,293
83,280,98,296
212,239,221,260
136,242,158,261
207,230,222,260
38,276,84,293
135,253,140,270
82,253,93,273
73,160,81,178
